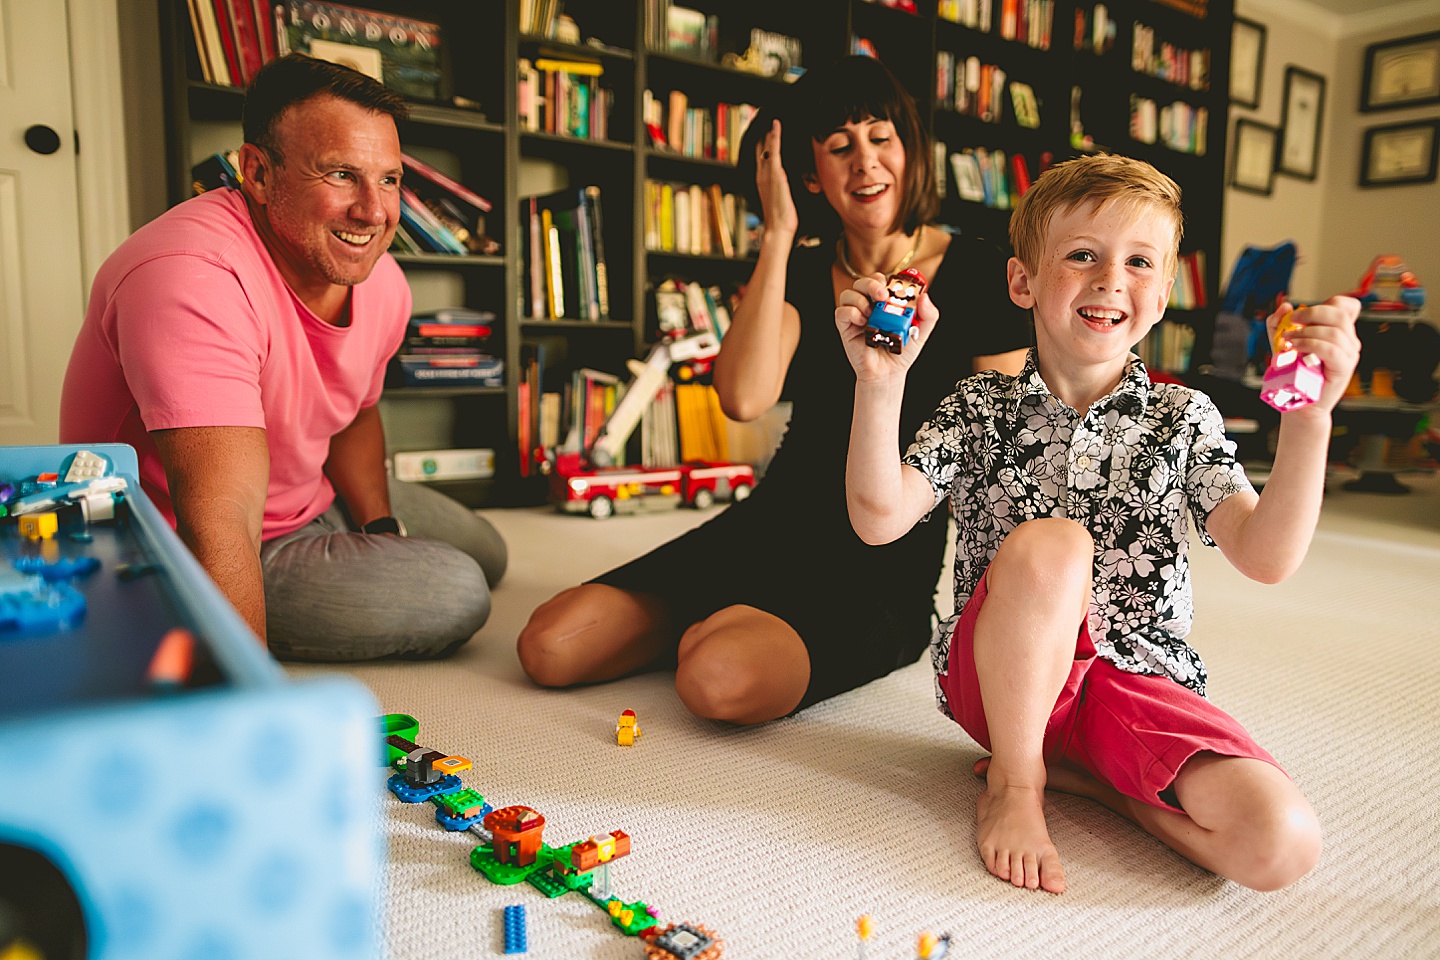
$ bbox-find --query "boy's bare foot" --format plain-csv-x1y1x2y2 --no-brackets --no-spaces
974,756,1113,804
975,776,1067,894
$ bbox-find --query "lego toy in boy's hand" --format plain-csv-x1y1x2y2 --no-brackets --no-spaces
865,268,929,354
1260,305,1325,412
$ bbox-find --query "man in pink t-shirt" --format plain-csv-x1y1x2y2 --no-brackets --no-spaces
61,55,506,661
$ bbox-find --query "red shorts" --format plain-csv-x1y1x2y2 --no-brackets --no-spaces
941,571,1284,812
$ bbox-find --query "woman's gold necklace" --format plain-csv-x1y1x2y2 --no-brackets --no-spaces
838,224,925,280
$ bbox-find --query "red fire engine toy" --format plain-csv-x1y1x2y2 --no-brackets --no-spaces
550,330,756,519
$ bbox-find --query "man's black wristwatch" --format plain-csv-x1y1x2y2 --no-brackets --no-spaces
359,515,407,536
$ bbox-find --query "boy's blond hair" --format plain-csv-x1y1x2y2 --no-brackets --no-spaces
1009,154,1184,273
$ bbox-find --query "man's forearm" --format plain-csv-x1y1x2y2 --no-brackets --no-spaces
325,405,392,527
175,509,267,640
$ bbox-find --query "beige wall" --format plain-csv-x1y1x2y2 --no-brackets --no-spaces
1319,13,1440,297
1225,0,1440,302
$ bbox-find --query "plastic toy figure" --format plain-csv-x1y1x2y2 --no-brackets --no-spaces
616,709,641,746
865,268,928,354
1346,254,1425,312
1260,306,1325,413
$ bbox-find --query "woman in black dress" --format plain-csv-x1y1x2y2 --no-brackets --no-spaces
518,56,1031,723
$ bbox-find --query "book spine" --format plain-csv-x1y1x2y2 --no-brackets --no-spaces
402,154,493,212
587,187,610,318
210,0,242,86
542,208,564,318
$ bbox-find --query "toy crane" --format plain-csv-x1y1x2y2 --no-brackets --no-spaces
550,319,755,519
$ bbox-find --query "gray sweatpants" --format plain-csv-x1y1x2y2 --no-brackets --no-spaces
260,478,507,662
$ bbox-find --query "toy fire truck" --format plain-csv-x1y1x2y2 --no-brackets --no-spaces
550,330,755,519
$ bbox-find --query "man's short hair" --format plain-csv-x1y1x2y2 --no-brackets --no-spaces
781,55,938,239
242,54,409,163
1009,154,1184,273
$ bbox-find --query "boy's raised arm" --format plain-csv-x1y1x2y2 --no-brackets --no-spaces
836,276,942,545
1206,296,1362,583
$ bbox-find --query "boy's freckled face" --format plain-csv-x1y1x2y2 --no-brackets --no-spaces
1010,200,1177,371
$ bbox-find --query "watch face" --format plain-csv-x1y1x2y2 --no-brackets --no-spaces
362,516,402,535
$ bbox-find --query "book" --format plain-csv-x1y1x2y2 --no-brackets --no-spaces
584,186,610,318
277,1,444,101
224,0,264,86
190,151,240,195
210,0,243,86
409,323,491,338
402,154,492,213
186,0,221,84
411,307,496,325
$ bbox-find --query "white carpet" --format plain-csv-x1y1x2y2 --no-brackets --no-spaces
289,469,1440,959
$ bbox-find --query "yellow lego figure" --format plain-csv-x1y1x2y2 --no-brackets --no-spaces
616,709,641,746
18,513,58,540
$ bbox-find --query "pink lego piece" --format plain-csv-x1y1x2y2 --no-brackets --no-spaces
1260,349,1325,412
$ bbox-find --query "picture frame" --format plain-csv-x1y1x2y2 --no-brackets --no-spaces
1230,118,1277,195
1360,119,1440,187
1277,66,1325,181
1230,17,1266,109
1361,30,1440,112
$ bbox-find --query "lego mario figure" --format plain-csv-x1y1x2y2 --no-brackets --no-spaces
866,267,929,354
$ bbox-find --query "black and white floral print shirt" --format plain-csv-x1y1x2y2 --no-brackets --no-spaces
903,349,1252,716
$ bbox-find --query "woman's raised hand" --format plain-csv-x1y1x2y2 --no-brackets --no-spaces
755,119,799,240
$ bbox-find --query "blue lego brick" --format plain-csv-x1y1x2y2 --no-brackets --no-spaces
386,771,462,803
503,904,527,954
0,579,86,635
12,555,101,581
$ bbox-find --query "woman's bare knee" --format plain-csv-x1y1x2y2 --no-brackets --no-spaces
516,584,663,687
675,609,808,724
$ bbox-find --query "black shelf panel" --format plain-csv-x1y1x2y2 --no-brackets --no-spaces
518,34,635,61
647,249,758,266
382,386,506,399
521,318,634,330
403,102,505,132
519,131,635,152
644,147,744,170
391,253,506,269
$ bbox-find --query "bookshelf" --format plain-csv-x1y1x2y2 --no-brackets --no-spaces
158,0,1236,505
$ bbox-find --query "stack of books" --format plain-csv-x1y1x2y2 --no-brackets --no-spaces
520,186,610,321
392,307,503,388
517,57,613,141
393,153,499,257
643,181,749,259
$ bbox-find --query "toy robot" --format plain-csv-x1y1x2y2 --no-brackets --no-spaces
865,267,928,355
1260,306,1325,413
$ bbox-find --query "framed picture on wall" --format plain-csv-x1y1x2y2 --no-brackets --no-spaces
1278,66,1326,181
1231,17,1266,108
1230,118,1277,194
1361,31,1440,112
1360,119,1440,186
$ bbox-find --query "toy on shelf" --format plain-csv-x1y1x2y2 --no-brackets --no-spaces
1260,306,1325,413
550,326,755,519
1347,255,1425,312
616,709,641,746
865,268,928,355
379,715,721,953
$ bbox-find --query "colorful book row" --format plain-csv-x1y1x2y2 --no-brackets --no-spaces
643,181,751,259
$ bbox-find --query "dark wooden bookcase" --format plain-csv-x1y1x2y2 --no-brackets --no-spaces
158,0,1235,505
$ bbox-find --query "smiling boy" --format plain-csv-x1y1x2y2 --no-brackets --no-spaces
836,154,1359,894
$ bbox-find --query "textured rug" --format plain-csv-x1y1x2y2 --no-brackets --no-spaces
289,471,1440,959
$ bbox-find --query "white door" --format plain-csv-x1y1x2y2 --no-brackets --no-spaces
0,0,85,444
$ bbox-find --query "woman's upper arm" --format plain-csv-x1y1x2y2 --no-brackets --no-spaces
715,299,803,420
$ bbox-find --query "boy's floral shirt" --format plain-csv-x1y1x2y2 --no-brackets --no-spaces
903,350,1252,716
